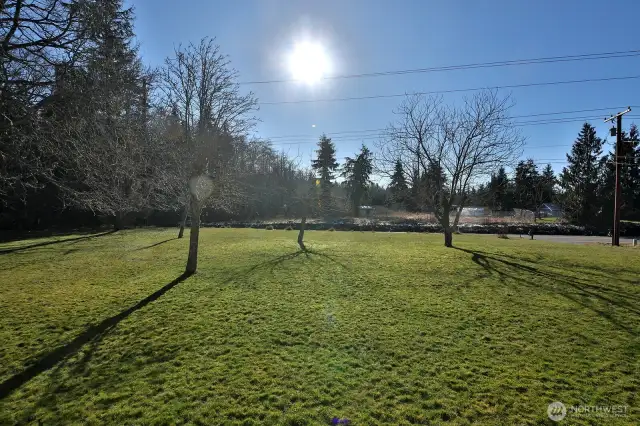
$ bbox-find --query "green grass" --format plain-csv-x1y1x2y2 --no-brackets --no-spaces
0,229,638,425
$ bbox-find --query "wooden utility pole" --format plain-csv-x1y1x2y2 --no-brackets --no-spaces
604,107,631,246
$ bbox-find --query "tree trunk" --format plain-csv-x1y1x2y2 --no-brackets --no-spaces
444,229,453,247
114,212,125,231
185,200,202,275
297,216,307,251
441,207,453,247
177,201,189,239
452,205,463,228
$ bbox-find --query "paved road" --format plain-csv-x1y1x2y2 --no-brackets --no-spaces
506,234,637,245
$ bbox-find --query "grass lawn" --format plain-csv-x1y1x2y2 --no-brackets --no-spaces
0,229,638,425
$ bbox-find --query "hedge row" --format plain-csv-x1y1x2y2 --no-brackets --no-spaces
203,220,640,236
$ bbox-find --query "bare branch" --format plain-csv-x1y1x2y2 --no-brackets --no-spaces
377,90,524,246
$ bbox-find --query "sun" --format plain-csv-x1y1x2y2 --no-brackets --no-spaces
288,41,331,84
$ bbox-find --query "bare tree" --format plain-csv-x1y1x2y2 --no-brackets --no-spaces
1,0,89,199
184,172,214,274
290,171,316,251
160,37,257,239
1,0,87,110
379,90,524,246
160,38,257,273
33,0,170,229
51,95,183,228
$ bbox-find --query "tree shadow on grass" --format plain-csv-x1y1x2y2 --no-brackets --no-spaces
305,248,350,270
452,246,639,336
246,250,309,273
479,248,639,286
132,238,178,251
222,247,349,287
0,272,192,401
0,230,118,255
0,228,114,244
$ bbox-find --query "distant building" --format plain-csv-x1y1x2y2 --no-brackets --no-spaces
358,205,375,217
538,203,563,218
460,207,487,217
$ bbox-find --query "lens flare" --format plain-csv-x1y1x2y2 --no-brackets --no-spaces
288,41,331,84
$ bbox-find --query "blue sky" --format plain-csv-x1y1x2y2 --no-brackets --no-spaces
128,0,640,177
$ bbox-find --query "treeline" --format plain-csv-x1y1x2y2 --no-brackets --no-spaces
1,1,394,231
388,159,555,213
387,121,640,229
2,2,638,233
560,122,639,227
482,122,640,228
0,0,317,230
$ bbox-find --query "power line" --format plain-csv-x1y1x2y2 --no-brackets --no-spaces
265,116,640,145
265,108,614,140
259,75,640,105
263,106,638,141
266,129,384,141
510,160,637,165
261,114,640,145
241,49,640,85
511,106,638,120
513,114,640,126
267,119,640,145
265,128,384,140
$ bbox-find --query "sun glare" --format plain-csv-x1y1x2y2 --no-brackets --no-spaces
288,41,331,84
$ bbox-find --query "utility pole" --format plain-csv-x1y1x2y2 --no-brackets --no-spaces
604,107,631,246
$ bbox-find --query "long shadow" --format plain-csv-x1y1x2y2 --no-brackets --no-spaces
452,246,639,335
305,248,350,270
0,272,191,400
473,248,639,286
0,228,114,244
246,247,350,274
221,247,349,287
452,247,640,308
133,238,177,251
241,250,308,277
0,230,117,255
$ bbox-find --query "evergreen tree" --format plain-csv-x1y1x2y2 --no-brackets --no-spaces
367,183,389,206
597,152,615,227
541,164,556,203
52,0,153,227
75,0,145,118
597,124,640,226
488,166,511,211
478,183,492,206
621,124,640,219
467,187,478,205
560,123,604,225
407,165,421,212
467,184,490,206
341,145,373,216
388,160,408,205
514,159,539,210
311,134,339,214
421,162,447,212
